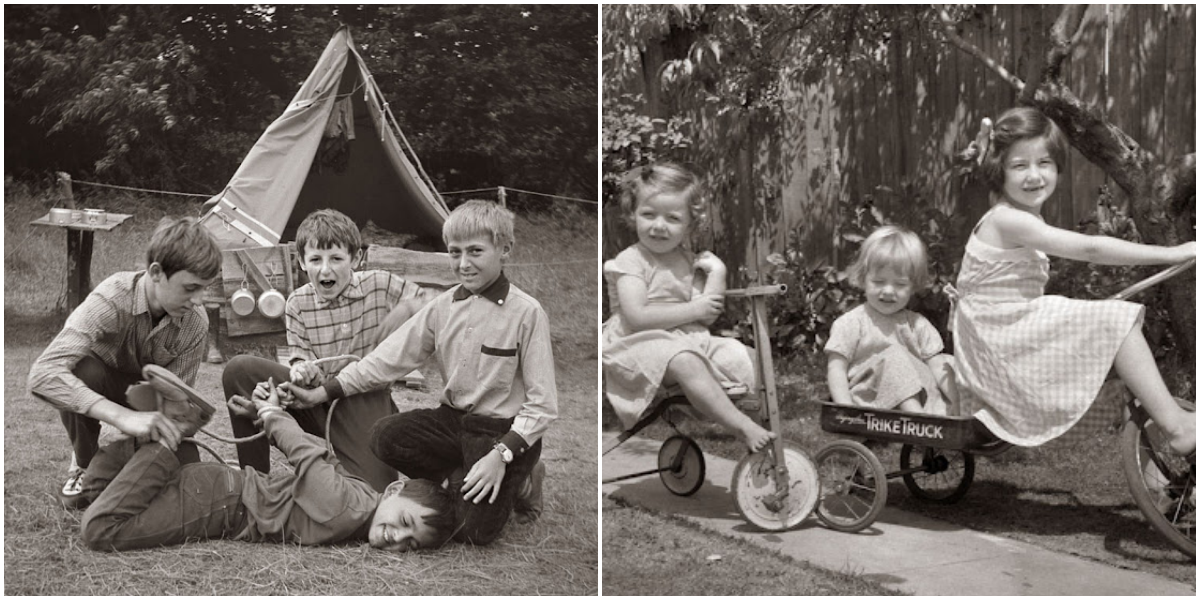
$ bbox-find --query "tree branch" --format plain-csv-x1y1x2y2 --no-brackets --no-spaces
935,4,1025,92
1044,4,1088,81
1033,82,1152,197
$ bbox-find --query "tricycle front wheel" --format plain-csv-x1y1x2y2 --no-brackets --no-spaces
732,440,819,532
1120,400,1195,558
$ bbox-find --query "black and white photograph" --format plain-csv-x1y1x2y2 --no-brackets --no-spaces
601,4,1195,595
5,4,597,595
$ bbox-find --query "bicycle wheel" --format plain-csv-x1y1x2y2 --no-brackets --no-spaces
900,444,975,504
815,440,888,533
732,440,820,531
1120,408,1195,558
657,435,706,496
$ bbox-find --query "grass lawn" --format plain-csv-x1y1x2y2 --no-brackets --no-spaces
4,182,598,595
602,352,1195,588
602,496,900,596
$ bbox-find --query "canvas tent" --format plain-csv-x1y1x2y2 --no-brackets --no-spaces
200,26,449,250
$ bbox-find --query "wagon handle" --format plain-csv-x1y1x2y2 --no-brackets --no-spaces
1107,258,1195,301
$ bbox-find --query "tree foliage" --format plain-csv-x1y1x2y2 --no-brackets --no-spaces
605,4,1195,369
5,4,596,198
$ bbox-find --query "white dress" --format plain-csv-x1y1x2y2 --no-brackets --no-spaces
951,208,1143,445
602,244,755,430
825,304,948,414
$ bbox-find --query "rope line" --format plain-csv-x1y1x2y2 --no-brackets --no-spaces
440,187,499,196
193,355,360,452
504,187,597,205
506,258,595,267
70,179,213,198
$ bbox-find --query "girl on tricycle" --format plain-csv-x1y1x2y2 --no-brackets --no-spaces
950,107,1195,455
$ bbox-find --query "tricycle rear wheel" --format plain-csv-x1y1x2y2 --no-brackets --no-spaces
658,435,706,496
900,444,975,503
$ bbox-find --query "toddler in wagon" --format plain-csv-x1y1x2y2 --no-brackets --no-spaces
826,225,958,415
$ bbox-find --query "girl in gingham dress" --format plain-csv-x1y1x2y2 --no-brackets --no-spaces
603,163,774,452
952,107,1195,454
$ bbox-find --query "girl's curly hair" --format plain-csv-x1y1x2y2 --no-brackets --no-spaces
618,162,707,228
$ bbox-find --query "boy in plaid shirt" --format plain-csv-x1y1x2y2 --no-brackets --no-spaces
221,209,426,492
28,217,222,508
284,200,557,545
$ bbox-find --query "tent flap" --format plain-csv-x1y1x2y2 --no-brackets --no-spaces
201,26,448,250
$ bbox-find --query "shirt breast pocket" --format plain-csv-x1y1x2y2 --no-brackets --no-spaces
478,344,519,392
150,345,180,368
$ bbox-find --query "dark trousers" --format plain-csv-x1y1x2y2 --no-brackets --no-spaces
80,439,247,551
61,355,199,469
221,355,398,492
369,405,541,545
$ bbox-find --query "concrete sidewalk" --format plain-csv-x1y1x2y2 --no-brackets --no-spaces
603,435,1195,596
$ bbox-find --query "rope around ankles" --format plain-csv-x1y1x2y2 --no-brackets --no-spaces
192,355,361,456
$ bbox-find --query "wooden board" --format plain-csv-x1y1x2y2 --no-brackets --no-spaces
212,244,299,337
31,211,132,232
363,244,457,288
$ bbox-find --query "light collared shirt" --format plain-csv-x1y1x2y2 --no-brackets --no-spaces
28,271,208,414
329,273,558,451
285,270,420,376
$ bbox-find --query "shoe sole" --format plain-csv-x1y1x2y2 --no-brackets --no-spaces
142,365,216,418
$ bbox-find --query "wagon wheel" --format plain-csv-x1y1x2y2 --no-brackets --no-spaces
1120,399,1195,558
814,440,888,533
900,444,975,504
657,435,706,496
732,440,820,531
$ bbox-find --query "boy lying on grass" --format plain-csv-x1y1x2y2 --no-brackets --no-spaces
80,379,455,552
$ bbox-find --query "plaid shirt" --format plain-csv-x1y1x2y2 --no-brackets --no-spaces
28,271,209,415
286,270,421,377
331,273,558,451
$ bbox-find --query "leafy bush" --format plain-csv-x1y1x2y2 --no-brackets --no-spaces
736,182,966,358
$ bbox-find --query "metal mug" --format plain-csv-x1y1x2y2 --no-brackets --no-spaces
84,208,106,225
230,283,256,317
258,288,286,318
49,208,73,224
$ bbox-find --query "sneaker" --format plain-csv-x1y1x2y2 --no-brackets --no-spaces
60,469,89,510
514,460,545,524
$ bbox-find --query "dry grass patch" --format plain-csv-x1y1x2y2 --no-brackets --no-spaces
5,183,598,595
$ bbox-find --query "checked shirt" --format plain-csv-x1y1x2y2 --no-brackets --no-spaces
285,270,421,377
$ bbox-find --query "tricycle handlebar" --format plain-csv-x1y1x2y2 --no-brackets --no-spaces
1108,258,1195,301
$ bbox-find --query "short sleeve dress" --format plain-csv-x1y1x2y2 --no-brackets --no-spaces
951,207,1144,446
602,244,756,430
825,304,948,414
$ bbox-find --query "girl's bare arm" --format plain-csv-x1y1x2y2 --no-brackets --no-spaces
826,353,854,405
992,206,1195,265
691,252,727,327
615,274,719,332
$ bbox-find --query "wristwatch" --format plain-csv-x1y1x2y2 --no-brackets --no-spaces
493,442,514,464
